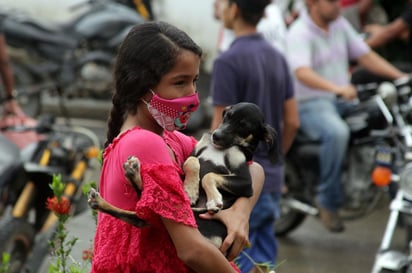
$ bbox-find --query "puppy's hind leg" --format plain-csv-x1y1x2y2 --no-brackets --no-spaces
123,156,142,194
183,156,200,205
88,188,147,228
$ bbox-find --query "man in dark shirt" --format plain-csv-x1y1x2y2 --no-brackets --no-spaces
210,0,299,271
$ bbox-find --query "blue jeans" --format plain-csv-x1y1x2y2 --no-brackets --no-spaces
236,191,281,273
298,98,350,211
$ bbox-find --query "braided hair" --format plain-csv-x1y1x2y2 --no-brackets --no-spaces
104,21,203,148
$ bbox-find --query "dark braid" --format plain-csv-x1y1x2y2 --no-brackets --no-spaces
104,21,202,149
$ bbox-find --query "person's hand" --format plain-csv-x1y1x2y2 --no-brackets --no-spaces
199,202,250,261
3,99,26,118
363,24,385,37
333,84,357,100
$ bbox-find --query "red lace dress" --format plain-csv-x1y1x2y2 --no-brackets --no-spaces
91,127,199,273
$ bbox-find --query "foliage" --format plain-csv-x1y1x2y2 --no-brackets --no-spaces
47,175,95,273
0,253,10,273
238,250,286,273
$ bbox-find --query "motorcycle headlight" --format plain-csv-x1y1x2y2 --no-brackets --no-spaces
399,163,412,199
377,82,397,107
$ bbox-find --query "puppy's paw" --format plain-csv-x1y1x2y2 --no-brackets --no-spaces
123,156,142,191
206,197,223,214
88,188,102,210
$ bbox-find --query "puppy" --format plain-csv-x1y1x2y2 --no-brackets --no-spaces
88,102,278,248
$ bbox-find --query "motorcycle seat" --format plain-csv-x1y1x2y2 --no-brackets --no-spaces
294,130,320,144
4,18,77,48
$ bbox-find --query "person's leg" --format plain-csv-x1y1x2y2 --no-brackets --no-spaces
236,192,277,273
298,98,350,230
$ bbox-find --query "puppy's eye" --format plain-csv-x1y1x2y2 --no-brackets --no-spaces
223,111,232,120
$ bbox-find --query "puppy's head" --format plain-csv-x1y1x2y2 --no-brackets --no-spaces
212,102,278,163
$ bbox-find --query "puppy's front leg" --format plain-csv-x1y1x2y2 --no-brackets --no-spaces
202,173,224,213
88,188,147,228
123,156,142,194
183,156,200,205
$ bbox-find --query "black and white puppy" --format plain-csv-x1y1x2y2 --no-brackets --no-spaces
88,102,278,248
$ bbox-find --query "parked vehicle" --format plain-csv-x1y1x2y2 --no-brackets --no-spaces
0,112,100,273
0,0,145,117
275,77,412,237
371,174,412,273
370,79,412,273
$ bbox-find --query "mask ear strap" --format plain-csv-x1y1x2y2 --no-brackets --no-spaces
141,89,156,105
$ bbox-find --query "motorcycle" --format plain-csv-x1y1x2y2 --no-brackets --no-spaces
0,0,145,117
0,112,101,273
370,80,412,272
274,77,412,237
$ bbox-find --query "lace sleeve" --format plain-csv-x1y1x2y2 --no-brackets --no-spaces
135,164,197,228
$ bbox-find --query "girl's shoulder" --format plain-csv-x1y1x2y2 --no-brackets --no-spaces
105,127,172,164
164,130,197,162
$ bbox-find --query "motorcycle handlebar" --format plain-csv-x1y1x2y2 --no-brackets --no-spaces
354,76,412,103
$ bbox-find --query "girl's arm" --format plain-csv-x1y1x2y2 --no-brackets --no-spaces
199,162,265,261
162,217,238,273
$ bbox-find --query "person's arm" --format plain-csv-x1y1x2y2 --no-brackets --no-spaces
200,161,265,260
294,66,357,100
282,97,299,155
358,0,373,22
0,34,14,98
365,18,409,48
162,217,238,272
356,51,408,80
210,105,226,131
0,34,25,117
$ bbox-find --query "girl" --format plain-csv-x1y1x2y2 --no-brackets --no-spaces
91,21,264,273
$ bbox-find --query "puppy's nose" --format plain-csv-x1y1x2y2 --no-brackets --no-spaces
212,132,222,143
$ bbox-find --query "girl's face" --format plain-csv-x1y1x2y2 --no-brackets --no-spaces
152,50,201,100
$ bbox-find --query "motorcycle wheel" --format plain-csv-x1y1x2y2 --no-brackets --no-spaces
12,62,42,117
0,217,36,273
274,162,307,237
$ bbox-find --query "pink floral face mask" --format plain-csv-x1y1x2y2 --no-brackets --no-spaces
142,90,200,131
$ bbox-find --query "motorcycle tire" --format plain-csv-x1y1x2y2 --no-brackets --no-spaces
274,163,307,237
0,217,36,273
11,62,42,117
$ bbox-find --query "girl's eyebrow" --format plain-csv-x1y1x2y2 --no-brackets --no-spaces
170,74,199,80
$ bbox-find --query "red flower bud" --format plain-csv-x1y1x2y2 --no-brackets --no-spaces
46,196,71,215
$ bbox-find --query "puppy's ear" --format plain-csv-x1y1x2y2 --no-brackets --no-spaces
264,124,279,164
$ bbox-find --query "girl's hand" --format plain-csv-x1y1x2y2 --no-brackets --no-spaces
199,197,251,261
